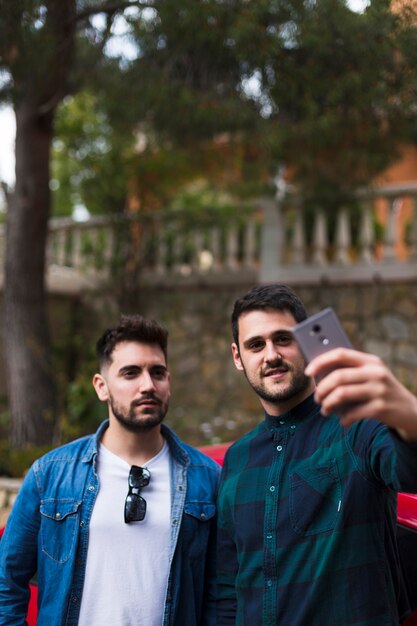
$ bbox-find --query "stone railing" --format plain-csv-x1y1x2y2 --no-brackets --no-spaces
2,183,417,293
0,477,21,527
47,204,263,287
260,181,417,284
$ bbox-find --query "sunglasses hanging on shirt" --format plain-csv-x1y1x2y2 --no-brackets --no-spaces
124,465,151,523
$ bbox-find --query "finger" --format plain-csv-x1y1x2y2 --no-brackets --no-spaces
318,381,385,417
305,348,381,379
314,363,383,405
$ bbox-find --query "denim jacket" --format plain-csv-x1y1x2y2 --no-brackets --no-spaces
0,421,220,626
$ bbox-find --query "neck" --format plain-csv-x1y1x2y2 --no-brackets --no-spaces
101,419,165,466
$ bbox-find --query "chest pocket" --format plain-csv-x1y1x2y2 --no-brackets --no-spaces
182,502,216,559
289,460,341,536
40,499,81,563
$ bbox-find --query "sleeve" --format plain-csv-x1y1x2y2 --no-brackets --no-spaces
348,419,417,493
201,509,218,626
216,459,238,626
201,465,221,626
388,429,417,493
0,465,40,626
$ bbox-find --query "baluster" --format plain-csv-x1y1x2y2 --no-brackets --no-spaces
209,224,222,272
407,196,417,262
383,198,397,261
155,223,167,275
103,226,115,275
71,227,83,270
291,210,305,265
46,230,55,265
192,231,204,273
0,225,5,267
243,217,257,269
172,228,184,274
334,208,351,265
56,228,68,266
311,210,327,266
226,225,239,270
359,202,374,263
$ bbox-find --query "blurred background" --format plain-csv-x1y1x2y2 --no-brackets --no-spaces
1,0,417,477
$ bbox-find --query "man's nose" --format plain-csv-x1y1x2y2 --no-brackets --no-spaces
264,342,281,362
139,371,156,392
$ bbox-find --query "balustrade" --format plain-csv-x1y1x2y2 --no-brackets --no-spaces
2,182,415,292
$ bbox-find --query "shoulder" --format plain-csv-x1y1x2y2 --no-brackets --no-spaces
33,432,96,472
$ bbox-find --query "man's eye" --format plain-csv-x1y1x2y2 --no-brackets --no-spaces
152,369,167,379
275,335,292,346
124,370,137,378
248,342,264,351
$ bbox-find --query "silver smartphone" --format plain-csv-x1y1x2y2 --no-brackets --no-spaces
292,308,352,378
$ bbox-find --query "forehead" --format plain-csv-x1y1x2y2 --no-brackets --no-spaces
237,308,297,343
109,341,166,368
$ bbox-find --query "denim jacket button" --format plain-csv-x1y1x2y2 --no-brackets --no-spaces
55,512,61,519
200,513,207,520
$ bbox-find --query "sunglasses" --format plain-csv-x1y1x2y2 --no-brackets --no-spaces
124,465,151,523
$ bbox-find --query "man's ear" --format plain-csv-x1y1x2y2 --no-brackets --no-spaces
92,373,109,402
231,343,244,371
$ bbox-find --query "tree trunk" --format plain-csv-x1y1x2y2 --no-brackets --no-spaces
4,102,57,448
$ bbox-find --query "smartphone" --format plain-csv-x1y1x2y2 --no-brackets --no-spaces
292,308,352,379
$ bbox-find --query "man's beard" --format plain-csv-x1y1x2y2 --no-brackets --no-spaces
109,393,168,433
244,359,311,407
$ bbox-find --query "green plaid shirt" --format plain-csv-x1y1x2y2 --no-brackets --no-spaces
217,394,417,626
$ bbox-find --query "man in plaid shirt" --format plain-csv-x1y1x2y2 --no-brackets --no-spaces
217,284,417,626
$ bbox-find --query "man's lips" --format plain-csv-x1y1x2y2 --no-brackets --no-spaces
133,397,160,407
262,366,289,378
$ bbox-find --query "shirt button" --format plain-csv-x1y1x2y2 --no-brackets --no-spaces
269,486,275,492
266,580,272,587
290,425,296,430
277,445,283,452
279,420,285,425
266,534,273,540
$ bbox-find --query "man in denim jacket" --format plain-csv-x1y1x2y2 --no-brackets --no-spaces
0,315,220,626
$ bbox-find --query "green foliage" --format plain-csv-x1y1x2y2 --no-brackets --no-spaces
52,92,135,216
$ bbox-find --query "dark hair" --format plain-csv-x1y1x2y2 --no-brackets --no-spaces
96,315,168,369
231,284,307,345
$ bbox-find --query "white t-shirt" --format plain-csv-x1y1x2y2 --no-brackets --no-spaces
78,441,171,626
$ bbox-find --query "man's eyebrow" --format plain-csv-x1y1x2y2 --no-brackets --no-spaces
243,330,292,346
118,364,168,374
242,334,264,347
118,364,142,374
